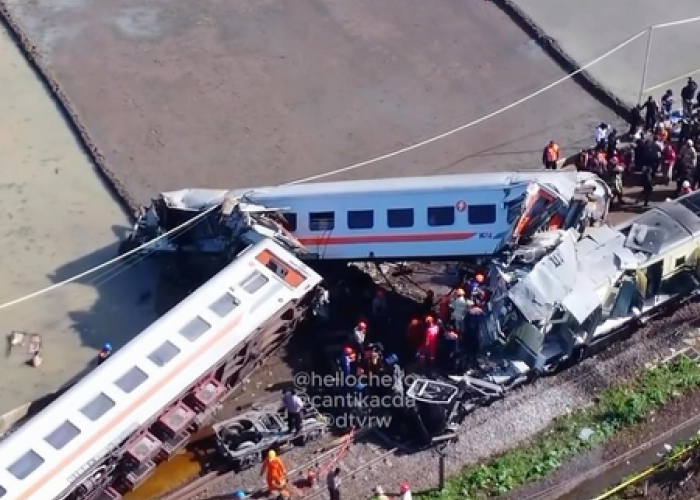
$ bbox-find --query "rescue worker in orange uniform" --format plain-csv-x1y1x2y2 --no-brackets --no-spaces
421,316,440,363
542,140,560,170
260,450,287,495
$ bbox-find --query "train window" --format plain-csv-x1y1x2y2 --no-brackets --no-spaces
427,206,455,227
309,212,335,231
148,341,181,367
347,210,374,229
468,204,497,225
45,420,81,450
387,208,414,228
283,213,297,231
209,293,240,318
675,256,687,268
115,366,149,393
181,317,213,341
240,270,269,294
0,486,5,497
81,393,116,421
255,250,305,287
7,450,44,480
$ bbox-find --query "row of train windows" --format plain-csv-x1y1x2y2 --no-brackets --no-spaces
3,269,269,483
284,204,498,232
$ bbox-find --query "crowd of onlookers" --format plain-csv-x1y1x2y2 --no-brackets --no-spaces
568,77,700,207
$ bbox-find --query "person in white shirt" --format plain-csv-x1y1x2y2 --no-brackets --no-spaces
399,481,413,500
282,390,304,434
594,123,609,149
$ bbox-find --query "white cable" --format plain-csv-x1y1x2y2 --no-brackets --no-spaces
0,26,650,311
0,205,219,312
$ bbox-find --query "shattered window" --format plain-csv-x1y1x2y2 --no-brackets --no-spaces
468,204,497,225
387,208,414,228
427,206,455,227
347,210,374,230
309,212,335,231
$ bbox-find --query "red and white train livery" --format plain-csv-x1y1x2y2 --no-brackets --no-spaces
0,238,322,500
128,171,610,262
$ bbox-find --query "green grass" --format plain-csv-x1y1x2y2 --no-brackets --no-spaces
417,355,700,500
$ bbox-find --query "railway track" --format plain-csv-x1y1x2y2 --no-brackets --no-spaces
158,424,392,500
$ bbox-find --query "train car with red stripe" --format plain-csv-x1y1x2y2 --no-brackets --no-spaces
0,238,322,500
123,171,610,262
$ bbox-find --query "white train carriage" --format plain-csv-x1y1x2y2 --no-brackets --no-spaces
129,171,609,262
0,238,322,500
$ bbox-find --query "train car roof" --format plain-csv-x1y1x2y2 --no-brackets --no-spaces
226,171,580,200
619,198,700,257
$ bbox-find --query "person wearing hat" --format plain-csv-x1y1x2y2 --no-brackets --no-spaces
97,343,113,365
260,450,287,495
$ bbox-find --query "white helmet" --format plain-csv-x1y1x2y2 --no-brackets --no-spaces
683,180,691,188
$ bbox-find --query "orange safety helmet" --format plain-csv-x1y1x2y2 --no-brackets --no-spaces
455,288,465,297
410,318,420,327
400,481,410,493
357,321,367,331
343,346,354,355
425,316,434,324
475,273,485,283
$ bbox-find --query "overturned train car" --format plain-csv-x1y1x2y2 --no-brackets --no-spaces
0,239,322,500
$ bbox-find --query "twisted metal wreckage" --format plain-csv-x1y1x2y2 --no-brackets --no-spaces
125,169,700,444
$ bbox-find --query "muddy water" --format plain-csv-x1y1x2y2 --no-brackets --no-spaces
124,450,204,500
557,421,700,500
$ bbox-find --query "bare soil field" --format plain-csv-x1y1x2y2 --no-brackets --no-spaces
2,0,621,205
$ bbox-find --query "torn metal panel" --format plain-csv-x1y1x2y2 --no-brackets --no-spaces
160,189,228,210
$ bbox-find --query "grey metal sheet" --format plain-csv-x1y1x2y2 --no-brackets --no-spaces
161,189,228,210
624,208,692,256
657,201,700,235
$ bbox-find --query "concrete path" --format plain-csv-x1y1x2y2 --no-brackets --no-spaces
505,0,700,108
0,22,158,427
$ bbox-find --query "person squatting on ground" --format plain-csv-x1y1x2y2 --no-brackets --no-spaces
327,467,341,500
282,389,304,434
260,450,287,496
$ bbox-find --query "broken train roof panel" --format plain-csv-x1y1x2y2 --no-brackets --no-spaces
619,200,700,258
508,227,631,324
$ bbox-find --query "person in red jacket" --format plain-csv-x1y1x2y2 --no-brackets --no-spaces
421,316,440,363
663,142,677,185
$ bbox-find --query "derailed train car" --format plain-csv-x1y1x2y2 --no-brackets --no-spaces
468,190,700,387
0,239,322,500
120,171,611,263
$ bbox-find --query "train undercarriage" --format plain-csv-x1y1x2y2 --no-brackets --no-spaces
68,291,317,500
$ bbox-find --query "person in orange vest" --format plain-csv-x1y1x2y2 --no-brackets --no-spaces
542,141,560,170
260,450,287,495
